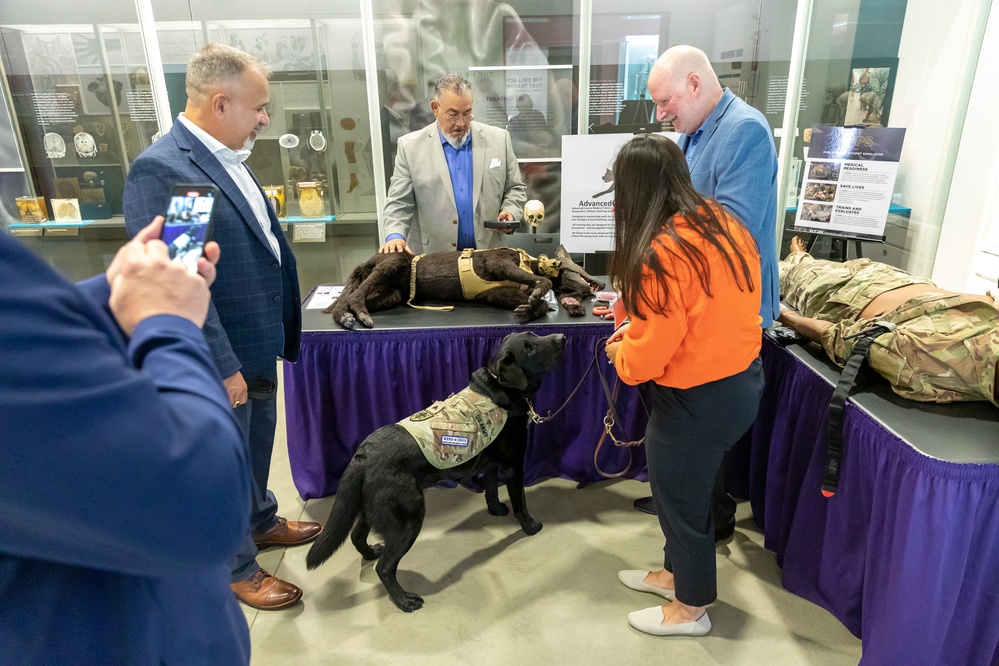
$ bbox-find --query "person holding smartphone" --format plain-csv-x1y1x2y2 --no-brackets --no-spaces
379,73,527,255
123,43,320,612
1,218,252,663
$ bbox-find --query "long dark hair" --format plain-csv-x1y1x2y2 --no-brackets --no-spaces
608,134,756,319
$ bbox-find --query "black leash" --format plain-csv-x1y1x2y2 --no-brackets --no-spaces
822,321,895,497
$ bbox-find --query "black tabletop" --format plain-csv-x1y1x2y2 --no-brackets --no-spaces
775,336,999,464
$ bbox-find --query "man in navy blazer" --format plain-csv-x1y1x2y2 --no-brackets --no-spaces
123,43,320,611
630,45,780,537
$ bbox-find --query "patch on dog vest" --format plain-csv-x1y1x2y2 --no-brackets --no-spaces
398,387,508,469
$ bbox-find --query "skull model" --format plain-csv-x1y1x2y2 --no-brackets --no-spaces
524,200,545,228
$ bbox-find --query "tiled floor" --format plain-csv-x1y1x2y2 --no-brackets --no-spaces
245,372,862,665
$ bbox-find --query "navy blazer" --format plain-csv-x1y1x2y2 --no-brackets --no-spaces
0,231,250,664
123,121,301,379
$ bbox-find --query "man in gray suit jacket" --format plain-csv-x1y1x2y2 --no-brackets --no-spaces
380,73,526,255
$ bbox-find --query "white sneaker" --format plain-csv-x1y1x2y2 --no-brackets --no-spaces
617,570,675,600
628,606,711,636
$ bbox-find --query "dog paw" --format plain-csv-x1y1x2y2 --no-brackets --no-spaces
358,312,375,328
338,313,357,330
514,301,547,322
393,592,425,612
487,502,510,516
560,298,585,317
513,303,534,319
519,518,543,535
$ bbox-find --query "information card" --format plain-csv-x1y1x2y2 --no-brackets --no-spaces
560,132,679,253
793,125,906,242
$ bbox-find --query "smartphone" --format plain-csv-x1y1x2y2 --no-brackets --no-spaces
483,219,522,229
161,185,218,274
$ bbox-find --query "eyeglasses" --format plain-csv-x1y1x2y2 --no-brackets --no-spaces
443,111,474,124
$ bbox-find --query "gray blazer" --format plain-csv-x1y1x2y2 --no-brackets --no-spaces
382,121,526,254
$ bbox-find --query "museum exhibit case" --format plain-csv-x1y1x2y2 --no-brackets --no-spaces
1,0,996,295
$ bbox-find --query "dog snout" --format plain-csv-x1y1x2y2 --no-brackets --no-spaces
542,333,567,360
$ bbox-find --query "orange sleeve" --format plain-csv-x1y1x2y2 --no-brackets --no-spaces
614,261,689,386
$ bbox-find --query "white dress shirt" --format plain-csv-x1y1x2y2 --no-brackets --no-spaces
177,114,281,263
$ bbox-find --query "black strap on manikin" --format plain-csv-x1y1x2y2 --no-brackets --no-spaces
822,321,896,498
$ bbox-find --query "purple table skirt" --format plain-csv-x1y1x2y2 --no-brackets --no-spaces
747,336,999,664
283,321,999,663
283,323,650,501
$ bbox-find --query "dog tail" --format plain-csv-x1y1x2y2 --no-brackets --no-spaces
305,460,364,569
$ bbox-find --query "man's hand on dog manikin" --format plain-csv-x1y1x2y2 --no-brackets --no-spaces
378,238,414,254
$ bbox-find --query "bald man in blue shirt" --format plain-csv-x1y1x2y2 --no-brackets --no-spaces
634,44,779,538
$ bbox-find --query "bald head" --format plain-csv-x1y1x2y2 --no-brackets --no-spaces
647,45,723,134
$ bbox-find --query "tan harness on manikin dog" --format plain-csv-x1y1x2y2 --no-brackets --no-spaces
406,248,561,310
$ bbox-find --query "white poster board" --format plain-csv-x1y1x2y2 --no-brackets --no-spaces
793,126,906,241
559,132,679,253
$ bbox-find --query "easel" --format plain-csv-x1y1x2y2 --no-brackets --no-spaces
804,234,865,262
622,97,656,125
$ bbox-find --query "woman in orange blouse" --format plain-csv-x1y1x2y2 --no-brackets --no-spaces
605,134,764,636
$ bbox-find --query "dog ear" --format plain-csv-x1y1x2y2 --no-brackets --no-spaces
491,350,529,390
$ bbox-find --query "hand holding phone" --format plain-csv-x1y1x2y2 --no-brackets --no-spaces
161,185,218,274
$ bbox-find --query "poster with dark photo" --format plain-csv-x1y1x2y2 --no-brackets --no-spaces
842,59,897,127
81,75,128,115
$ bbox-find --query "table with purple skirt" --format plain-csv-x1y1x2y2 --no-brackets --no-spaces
284,287,999,663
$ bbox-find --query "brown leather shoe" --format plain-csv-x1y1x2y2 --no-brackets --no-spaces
252,516,322,549
231,569,302,610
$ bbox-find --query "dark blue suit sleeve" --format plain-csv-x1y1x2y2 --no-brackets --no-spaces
0,235,250,576
124,151,241,378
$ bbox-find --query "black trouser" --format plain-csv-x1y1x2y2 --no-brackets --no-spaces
645,357,763,607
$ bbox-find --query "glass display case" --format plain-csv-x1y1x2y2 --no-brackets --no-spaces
1,23,157,223
1,0,994,291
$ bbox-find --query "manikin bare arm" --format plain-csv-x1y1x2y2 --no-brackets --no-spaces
777,307,833,343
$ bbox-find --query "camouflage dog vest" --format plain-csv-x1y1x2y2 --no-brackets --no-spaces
397,387,509,468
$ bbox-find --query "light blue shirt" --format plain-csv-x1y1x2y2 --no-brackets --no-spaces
386,129,475,250
681,88,780,327
684,128,704,164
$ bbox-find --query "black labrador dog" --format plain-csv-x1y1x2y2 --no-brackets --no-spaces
306,331,566,612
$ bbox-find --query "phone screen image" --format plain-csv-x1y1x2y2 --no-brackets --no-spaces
162,187,216,273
